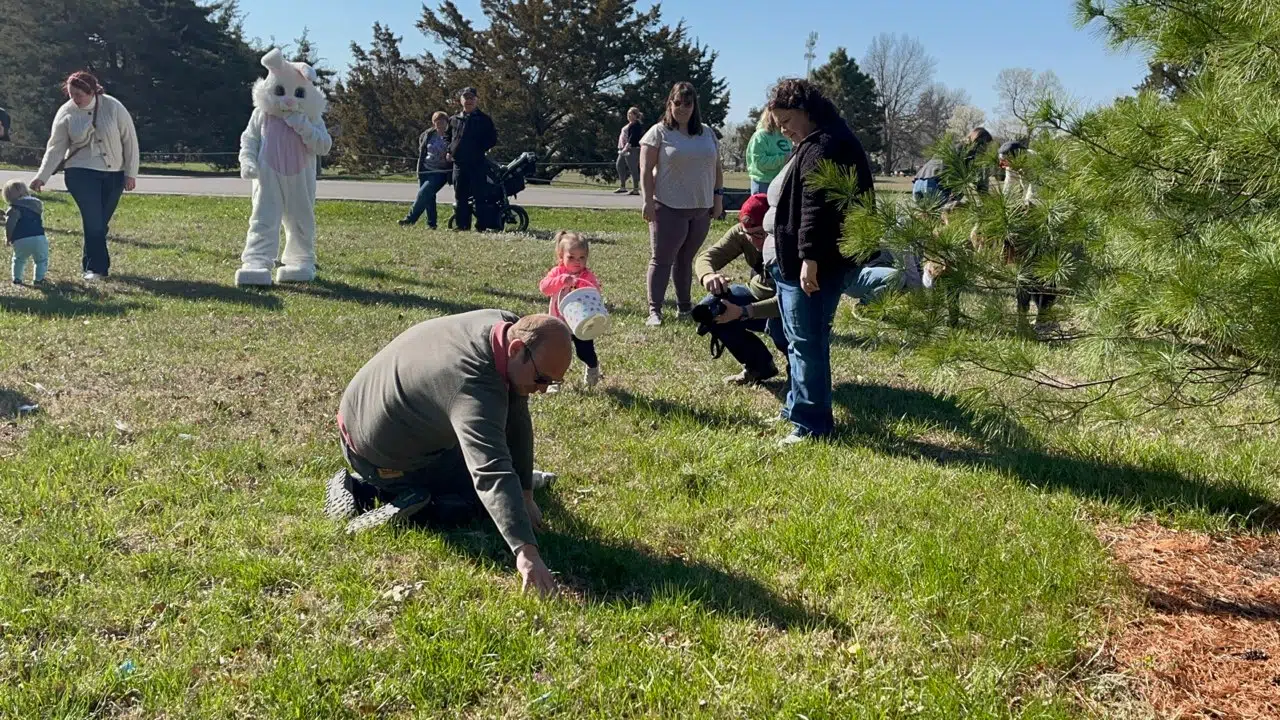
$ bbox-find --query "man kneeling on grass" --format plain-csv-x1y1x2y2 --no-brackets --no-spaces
327,310,572,596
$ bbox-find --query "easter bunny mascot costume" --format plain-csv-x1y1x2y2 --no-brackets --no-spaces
235,48,332,286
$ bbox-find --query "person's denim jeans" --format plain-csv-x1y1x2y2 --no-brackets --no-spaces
406,171,449,227
749,179,769,195
697,284,788,375
912,177,955,208
770,264,846,437
64,168,125,275
843,265,903,302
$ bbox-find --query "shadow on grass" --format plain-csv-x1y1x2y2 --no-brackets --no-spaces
831,382,1280,531
434,495,844,633
480,287,547,307
108,235,225,260
0,388,37,420
111,275,283,309
1,281,143,318
278,277,484,314
348,267,435,288
602,387,749,430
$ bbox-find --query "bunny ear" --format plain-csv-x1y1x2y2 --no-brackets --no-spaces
292,62,317,85
261,48,286,72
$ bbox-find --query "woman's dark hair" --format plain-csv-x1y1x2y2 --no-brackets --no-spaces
765,78,843,129
962,126,994,164
65,71,104,97
966,127,993,150
661,82,704,136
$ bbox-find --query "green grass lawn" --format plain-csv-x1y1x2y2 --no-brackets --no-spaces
2,194,1277,717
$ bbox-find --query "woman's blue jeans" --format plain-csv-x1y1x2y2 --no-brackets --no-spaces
771,264,846,436
64,168,125,275
406,171,449,227
770,263,903,436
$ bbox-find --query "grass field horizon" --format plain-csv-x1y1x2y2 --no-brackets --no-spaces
2,193,1277,717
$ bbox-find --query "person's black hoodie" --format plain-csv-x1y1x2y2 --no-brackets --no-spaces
446,109,497,166
771,118,875,284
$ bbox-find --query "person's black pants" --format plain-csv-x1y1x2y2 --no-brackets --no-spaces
1017,286,1058,315
453,162,499,231
340,439,482,525
696,285,788,376
64,168,125,275
573,337,598,369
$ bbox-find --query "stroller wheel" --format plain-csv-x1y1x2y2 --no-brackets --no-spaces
504,205,530,232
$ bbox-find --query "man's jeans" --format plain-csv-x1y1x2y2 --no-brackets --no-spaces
769,264,903,436
696,284,787,376
912,177,954,207
406,171,449,227
750,179,769,195
843,265,903,302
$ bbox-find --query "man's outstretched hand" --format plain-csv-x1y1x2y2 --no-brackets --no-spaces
515,544,557,597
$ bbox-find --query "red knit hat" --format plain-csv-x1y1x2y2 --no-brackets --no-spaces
739,193,768,228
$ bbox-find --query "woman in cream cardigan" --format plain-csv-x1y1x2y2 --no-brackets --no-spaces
30,71,139,281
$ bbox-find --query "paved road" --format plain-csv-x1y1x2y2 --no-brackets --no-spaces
0,169,643,210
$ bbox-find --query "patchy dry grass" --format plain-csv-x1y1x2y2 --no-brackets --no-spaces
1,194,1278,717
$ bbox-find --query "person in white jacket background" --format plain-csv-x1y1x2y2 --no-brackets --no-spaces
30,71,138,281
235,48,332,286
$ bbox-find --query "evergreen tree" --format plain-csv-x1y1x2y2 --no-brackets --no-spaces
289,28,337,90
416,1,728,179
0,0,260,163
327,24,450,173
810,48,883,157
808,0,1280,423
419,0,660,177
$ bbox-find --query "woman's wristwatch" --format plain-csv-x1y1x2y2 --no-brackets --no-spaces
713,187,725,196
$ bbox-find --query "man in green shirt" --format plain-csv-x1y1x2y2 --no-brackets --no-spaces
328,310,572,596
691,193,789,385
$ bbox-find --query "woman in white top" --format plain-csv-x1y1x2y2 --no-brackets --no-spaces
30,71,139,281
639,82,724,326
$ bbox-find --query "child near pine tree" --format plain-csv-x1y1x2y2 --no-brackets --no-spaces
539,231,603,390
5,180,48,285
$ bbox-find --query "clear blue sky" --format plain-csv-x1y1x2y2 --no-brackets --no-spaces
234,0,1149,123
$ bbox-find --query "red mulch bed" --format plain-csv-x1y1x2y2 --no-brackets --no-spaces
1100,522,1280,719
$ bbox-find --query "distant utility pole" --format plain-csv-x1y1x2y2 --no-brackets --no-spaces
805,32,818,77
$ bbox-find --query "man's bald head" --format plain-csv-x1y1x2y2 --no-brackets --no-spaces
507,314,573,394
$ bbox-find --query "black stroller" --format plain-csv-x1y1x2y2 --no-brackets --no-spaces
448,151,535,232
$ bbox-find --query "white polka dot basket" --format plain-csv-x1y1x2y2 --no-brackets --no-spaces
558,287,611,341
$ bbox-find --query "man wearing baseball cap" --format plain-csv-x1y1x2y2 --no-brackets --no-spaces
690,193,789,385
444,86,498,231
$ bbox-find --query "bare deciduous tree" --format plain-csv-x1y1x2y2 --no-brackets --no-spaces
947,104,987,138
993,67,1066,140
862,33,935,173
907,83,967,164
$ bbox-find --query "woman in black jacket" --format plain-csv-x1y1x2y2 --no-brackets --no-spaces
763,78,876,444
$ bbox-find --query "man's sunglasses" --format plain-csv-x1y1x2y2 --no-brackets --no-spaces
525,347,562,387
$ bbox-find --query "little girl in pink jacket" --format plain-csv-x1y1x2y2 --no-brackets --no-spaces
539,231,603,389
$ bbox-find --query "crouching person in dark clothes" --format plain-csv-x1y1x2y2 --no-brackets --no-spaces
691,193,789,385
326,310,572,596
